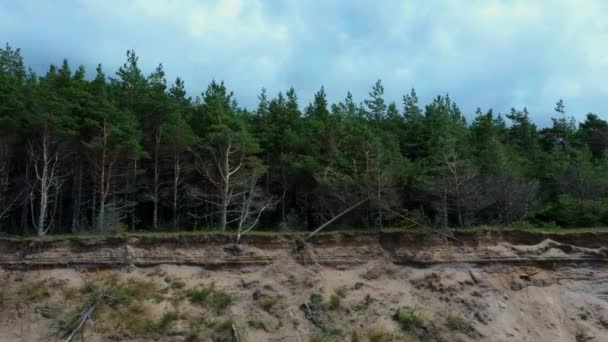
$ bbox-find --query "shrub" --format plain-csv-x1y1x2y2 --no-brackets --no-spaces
189,287,214,304
211,292,233,313
259,295,278,311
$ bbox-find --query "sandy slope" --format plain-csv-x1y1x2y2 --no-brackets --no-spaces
1,233,607,341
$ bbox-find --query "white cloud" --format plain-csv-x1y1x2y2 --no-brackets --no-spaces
5,0,608,122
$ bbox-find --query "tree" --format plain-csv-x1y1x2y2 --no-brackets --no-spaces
143,63,173,230
428,137,484,228
364,80,387,123
579,114,608,160
192,81,262,231
164,77,198,229
506,107,539,162
234,170,275,245
25,62,77,236
85,65,141,231
0,44,27,232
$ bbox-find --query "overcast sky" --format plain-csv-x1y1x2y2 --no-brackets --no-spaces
2,0,608,125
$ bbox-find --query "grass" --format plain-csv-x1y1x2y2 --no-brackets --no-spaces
258,294,278,311
367,326,394,342
188,284,233,313
328,294,341,310
393,306,425,331
188,286,214,304
446,314,476,336
17,279,51,302
354,294,373,311
55,274,171,338
107,278,157,303
5,225,608,241
247,316,274,332
149,311,179,334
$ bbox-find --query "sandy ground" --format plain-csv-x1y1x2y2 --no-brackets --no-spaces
1,253,608,341
1,234,608,341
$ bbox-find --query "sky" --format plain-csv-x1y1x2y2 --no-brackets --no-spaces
1,0,608,126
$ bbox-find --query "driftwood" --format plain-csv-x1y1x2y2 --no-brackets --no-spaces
61,303,97,342
231,323,240,342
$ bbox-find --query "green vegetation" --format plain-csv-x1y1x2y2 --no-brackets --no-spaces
354,294,373,311
188,284,233,313
328,294,342,311
188,287,214,304
393,306,425,331
1,44,608,236
247,316,274,332
446,314,476,336
53,274,176,338
258,294,279,311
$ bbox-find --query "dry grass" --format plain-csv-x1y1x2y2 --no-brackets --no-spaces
17,279,50,302
367,326,394,342
446,313,476,337
258,294,278,311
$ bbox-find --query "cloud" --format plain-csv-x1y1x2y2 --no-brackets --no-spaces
2,0,608,125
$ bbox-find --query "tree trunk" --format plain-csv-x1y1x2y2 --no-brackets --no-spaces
153,129,161,230
21,163,30,234
71,158,82,232
34,125,51,236
219,190,228,231
442,175,448,230
130,159,137,230
96,120,110,231
172,149,180,230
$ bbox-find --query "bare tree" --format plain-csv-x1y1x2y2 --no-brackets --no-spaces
429,138,487,228
89,119,115,231
361,140,404,230
28,124,63,236
235,171,275,245
195,130,255,231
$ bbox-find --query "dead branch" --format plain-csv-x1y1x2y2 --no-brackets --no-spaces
305,197,369,241
231,323,240,342
61,303,97,342
381,204,459,242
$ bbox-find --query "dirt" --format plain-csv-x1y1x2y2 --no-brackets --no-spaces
1,231,608,341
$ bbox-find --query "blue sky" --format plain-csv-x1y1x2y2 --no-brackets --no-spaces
2,0,608,125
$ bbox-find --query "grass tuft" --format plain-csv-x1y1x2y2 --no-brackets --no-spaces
328,294,341,310
188,284,233,313
247,316,274,332
259,294,278,311
367,326,394,342
393,306,425,331
446,314,476,336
